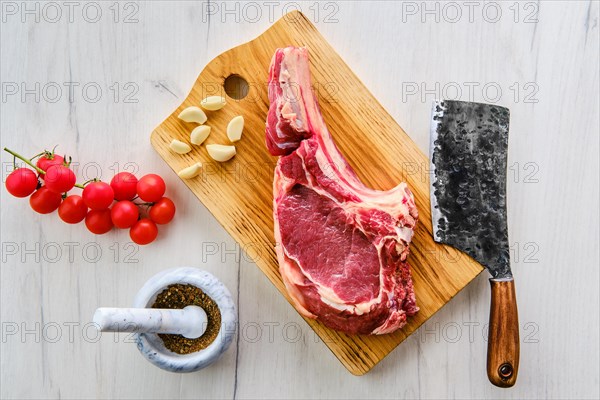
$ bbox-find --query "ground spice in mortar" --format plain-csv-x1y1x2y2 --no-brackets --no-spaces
152,284,221,354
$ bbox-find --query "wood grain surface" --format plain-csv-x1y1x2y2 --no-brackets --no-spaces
487,278,520,387
150,10,483,375
2,1,598,398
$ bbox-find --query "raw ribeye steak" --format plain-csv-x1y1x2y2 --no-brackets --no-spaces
265,47,419,335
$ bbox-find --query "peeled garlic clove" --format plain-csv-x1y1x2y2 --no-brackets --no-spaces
177,162,202,179
226,116,244,142
170,139,192,154
201,96,226,111
178,106,207,124
206,144,236,162
191,125,211,145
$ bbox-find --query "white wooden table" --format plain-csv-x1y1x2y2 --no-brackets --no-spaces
1,1,598,398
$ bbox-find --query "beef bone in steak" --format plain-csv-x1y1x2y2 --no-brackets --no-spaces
265,47,419,335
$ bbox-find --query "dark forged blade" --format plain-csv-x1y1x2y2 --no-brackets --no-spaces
430,100,512,279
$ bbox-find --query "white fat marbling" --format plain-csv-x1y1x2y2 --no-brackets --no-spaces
2,3,598,398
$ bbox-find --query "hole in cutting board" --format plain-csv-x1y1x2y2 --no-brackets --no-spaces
224,74,249,100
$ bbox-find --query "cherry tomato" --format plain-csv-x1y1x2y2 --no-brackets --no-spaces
5,168,38,197
149,197,176,224
85,209,113,234
29,187,62,214
111,200,139,229
44,165,76,193
58,195,88,224
36,154,65,179
110,172,138,201
129,218,158,245
82,182,114,210
136,174,165,202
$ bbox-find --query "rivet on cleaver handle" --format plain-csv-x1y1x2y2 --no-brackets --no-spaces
429,100,519,387
487,278,519,387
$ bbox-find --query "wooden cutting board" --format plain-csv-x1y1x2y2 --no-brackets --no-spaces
150,10,483,375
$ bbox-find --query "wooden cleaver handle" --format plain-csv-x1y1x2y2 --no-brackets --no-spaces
487,278,520,387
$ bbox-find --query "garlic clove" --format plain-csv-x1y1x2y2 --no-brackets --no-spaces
226,116,244,142
178,106,207,124
201,96,226,111
177,162,202,179
206,144,236,162
170,139,192,154
190,125,211,145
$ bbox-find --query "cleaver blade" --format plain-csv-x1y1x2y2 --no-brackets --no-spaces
429,100,519,388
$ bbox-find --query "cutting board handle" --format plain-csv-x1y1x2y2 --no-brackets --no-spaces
487,277,520,387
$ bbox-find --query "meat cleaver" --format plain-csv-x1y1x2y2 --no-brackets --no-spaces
429,100,519,387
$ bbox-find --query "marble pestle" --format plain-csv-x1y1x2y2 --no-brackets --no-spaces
93,306,207,339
